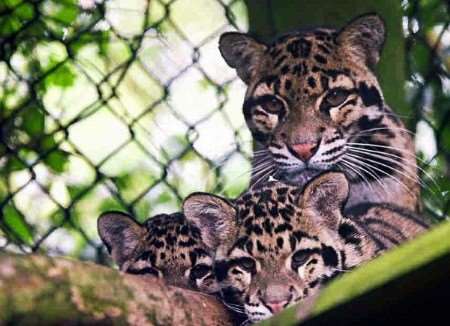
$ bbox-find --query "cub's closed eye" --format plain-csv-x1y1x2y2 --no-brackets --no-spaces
291,251,311,270
323,88,351,108
190,264,211,279
128,266,160,277
236,257,257,273
259,95,284,114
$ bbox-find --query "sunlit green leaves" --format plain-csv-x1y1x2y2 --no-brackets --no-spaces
43,61,77,89
50,0,79,25
22,106,45,137
70,31,111,57
0,1,35,36
2,205,33,245
45,150,69,173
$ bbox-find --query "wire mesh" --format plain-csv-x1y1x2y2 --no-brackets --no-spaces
0,0,449,263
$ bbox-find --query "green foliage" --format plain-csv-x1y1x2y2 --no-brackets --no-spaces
2,205,33,246
0,0,112,252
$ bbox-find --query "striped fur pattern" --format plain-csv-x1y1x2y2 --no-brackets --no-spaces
98,211,219,294
183,173,428,323
219,13,420,211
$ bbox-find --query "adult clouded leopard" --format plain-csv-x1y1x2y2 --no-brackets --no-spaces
219,13,420,211
183,172,428,323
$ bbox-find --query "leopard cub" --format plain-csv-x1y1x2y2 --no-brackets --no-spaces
183,173,428,322
98,211,218,294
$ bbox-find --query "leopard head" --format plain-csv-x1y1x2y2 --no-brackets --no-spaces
98,212,219,294
183,172,350,322
219,14,406,190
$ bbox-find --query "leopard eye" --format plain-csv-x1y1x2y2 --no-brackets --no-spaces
323,88,350,108
291,251,311,270
236,257,257,273
190,264,211,280
260,95,284,114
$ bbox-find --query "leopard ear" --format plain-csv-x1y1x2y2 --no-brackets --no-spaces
98,211,145,269
337,13,386,68
183,193,237,249
219,32,268,84
301,172,349,231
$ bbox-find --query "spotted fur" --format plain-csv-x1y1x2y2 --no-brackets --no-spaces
219,13,420,211
183,173,428,322
98,211,218,294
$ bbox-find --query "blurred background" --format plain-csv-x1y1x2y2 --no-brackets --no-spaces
0,0,448,263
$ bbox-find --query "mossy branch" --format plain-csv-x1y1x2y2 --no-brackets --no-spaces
0,253,233,326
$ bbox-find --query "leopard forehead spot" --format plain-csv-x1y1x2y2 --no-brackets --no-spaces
230,182,320,258
262,31,352,98
143,214,206,269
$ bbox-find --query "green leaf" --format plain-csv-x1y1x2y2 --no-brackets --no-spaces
44,62,76,89
70,31,111,56
98,198,127,213
22,106,45,137
44,150,69,173
3,205,33,245
1,0,22,7
412,42,431,76
5,156,27,172
14,2,34,21
67,185,88,201
156,191,173,204
52,1,79,25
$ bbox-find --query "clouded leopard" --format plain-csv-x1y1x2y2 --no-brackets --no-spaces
183,172,428,323
219,13,420,211
98,211,219,294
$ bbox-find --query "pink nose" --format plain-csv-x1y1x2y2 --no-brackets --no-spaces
290,141,318,161
266,300,289,314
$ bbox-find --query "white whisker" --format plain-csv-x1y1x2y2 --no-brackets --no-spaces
223,301,246,314
346,146,439,189
345,152,425,190
253,149,270,155
346,142,426,162
346,146,439,192
252,156,272,167
339,159,387,198
251,164,273,181
251,161,273,175
240,318,251,326
341,158,391,196
354,127,415,136
345,155,415,196
251,166,274,188
338,161,373,191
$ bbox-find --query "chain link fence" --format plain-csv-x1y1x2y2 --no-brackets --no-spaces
0,0,449,263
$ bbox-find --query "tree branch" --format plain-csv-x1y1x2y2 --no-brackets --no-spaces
0,253,233,325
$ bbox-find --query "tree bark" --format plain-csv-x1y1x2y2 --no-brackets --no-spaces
0,253,233,326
